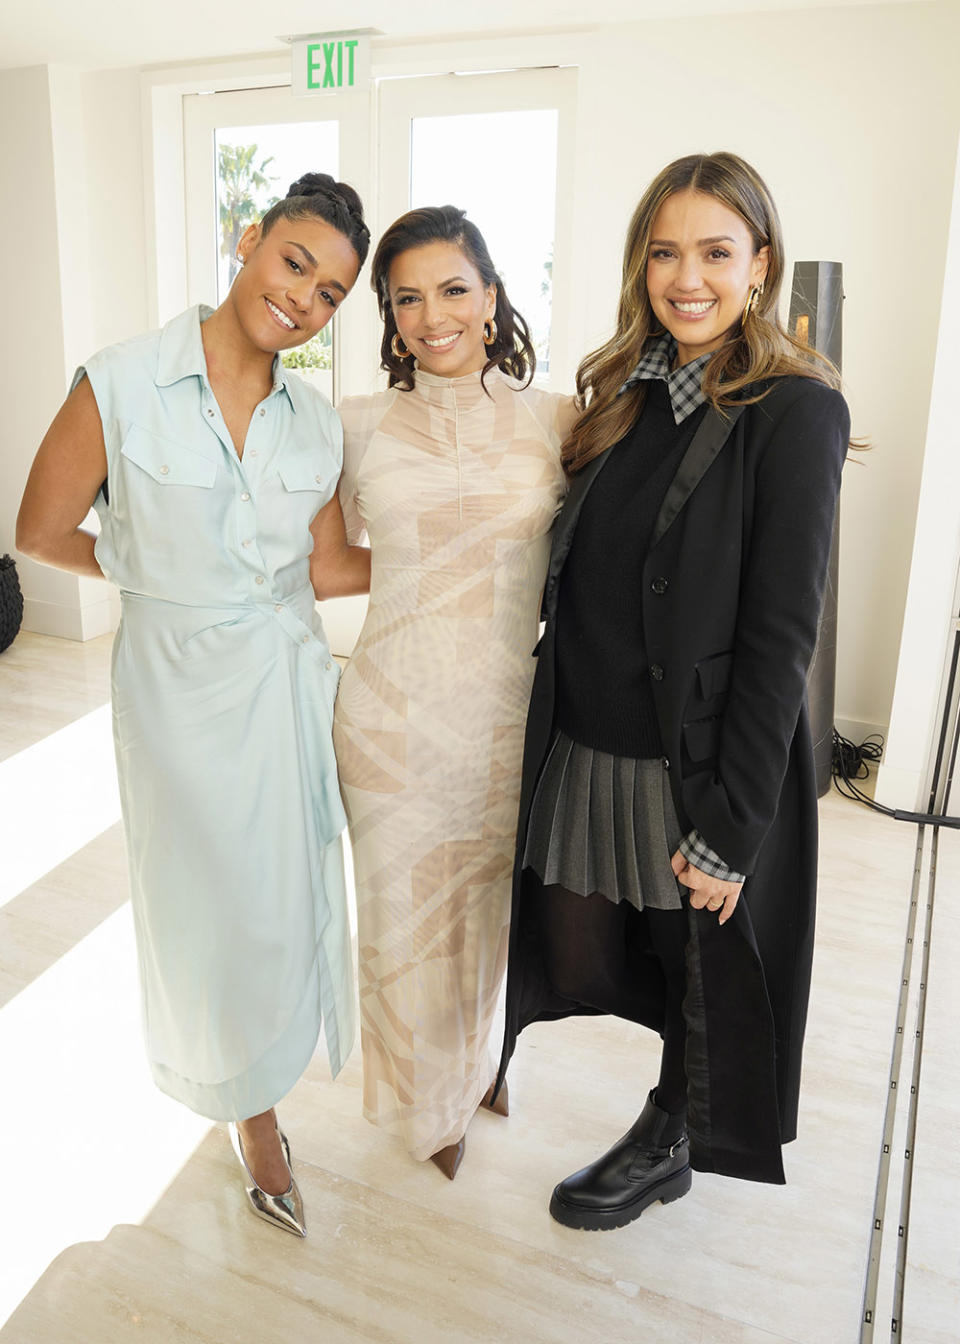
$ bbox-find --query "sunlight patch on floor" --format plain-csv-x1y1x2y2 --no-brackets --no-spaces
0,904,211,1328
0,706,120,910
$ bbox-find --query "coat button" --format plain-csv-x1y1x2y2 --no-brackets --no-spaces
159,465,169,475
650,663,664,681
651,577,668,594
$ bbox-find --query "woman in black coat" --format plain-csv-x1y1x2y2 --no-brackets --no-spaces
495,151,851,1229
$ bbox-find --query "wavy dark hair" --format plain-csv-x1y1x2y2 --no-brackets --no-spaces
371,205,536,392
563,151,841,473
260,172,370,266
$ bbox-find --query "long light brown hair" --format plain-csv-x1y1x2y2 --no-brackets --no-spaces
563,152,840,473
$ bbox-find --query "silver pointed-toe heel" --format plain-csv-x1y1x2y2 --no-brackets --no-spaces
229,1123,306,1238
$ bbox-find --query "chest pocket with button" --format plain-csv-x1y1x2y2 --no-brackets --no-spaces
120,424,218,488
277,451,339,501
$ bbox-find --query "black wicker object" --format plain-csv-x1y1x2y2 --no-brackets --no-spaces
0,554,24,653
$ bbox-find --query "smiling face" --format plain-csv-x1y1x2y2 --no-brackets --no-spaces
645,189,769,366
388,240,497,379
231,215,361,355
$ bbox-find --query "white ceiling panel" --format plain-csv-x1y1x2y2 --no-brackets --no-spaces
0,0,933,73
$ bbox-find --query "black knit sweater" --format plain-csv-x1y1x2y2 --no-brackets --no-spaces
554,379,707,757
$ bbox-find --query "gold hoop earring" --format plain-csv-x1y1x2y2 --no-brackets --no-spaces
391,332,411,360
483,318,498,346
742,282,764,324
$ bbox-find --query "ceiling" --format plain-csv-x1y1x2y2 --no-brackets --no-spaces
0,0,930,73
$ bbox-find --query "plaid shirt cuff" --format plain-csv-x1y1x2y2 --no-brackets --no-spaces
679,830,745,885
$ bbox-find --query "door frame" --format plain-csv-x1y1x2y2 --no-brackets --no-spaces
140,32,590,397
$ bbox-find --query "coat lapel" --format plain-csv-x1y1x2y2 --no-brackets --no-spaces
542,448,613,621
545,402,744,619
650,404,745,549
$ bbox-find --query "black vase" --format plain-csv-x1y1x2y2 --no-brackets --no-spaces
0,554,24,654
788,262,843,798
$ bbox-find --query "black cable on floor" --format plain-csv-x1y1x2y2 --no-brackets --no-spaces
831,728,960,829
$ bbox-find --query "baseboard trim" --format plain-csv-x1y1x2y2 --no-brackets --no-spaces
874,763,924,812
22,598,85,640
834,717,887,748
80,593,120,640
22,596,118,642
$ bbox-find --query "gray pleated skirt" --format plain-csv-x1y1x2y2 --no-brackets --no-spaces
523,730,684,911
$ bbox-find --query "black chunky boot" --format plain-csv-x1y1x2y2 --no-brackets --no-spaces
549,1089,691,1231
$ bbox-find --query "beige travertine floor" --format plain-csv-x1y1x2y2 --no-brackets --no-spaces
1,631,956,1343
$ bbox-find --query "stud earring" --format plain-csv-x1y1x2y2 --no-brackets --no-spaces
391,332,411,359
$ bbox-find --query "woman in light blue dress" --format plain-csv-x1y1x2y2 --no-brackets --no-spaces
17,174,371,1238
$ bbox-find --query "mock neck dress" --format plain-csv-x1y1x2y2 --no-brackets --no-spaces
80,305,355,1121
335,366,573,1160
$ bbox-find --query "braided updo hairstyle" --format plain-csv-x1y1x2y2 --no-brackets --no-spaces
260,172,370,266
372,205,536,392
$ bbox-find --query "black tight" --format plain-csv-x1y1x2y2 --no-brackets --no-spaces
535,882,689,1115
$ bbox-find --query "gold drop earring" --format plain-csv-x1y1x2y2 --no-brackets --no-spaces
742,282,764,323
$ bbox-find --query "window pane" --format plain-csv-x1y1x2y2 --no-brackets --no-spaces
214,121,339,400
410,110,558,374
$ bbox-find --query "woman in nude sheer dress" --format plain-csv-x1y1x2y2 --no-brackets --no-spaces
333,206,574,1177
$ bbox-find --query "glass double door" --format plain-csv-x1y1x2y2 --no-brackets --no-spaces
183,66,576,650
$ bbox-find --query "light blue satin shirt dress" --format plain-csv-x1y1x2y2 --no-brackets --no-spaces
78,305,355,1120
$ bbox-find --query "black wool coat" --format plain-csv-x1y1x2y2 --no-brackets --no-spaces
496,376,850,1184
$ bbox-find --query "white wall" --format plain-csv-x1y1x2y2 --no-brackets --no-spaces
80,68,150,354
0,66,81,638
876,126,960,809
0,64,146,640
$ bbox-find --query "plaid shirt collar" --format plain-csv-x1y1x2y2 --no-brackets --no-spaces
618,333,712,425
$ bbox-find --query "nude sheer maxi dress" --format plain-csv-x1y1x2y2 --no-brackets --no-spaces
334,367,573,1160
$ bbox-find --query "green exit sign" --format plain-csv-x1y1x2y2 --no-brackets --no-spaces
292,34,370,96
